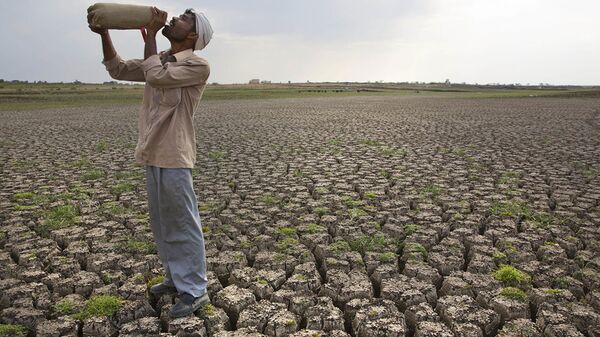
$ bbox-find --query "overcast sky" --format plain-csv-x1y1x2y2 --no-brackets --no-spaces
1,0,599,85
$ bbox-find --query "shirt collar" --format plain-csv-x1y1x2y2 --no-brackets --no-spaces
172,49,194,62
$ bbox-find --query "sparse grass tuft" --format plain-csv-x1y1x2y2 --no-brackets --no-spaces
306,223,325,234
379,169,391,179
122,239,156,254
341,196,364,208
12,192,35,200
71,295,124,320
200,303,216,317
403,224,419,236
146,275,165,288
500,287,528,302
102,202,128,215
95,140,108,152
380,252,397,263
314,186,329,194
363,191,377,199
489,199,532,218
348,207,367,219
404,242,428,260
545,288,563,295
419,184,444,198
41,204,79,233
275,237,300,254
54,298,78,316
199,200,221,213
493,250,508,265
110,183,135,195
377,146,408,157
360,139,383,146
329,240,351,255
498,170,521,185
493,265,531,288
313,207,329,216
0,324,27,337
348,234,387,254
278,227,297,236
293,168,305,177
81,168,105,181
208,150,226,161
259,193,280,205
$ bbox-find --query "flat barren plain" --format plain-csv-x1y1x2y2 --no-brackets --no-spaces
1,95,599,336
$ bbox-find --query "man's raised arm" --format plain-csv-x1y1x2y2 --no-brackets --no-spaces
88,12,145,82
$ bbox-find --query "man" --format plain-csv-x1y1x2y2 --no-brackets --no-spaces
88,7,213,318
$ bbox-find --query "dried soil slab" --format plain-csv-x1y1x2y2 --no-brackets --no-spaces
82,316,118,337
213,284,256,327
115,299,156,326
439,276,475,298
414,321,454,337
86,252,123,272
253,251,300,276
212,327,268,336
529,288,576,315
36,316,79,337
485,289,530,322
304,296,344,332
380,274,437,311
402,260,442,287
319,269,373,307
237,300,287,332
208,250,248,284
196,303,230,335
351,300,406,337
168,315,207,337
281,262,321,295
428,237,466,276
0,306,46,332
229,267,286,300
0,281,50,310
120,316,161,337
543,323,586,337
496,318,541,337
405,302,440,332
436,295,500,337
289,330,349,337
263,308,299,337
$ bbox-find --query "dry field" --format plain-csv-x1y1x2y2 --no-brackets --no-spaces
0,95,599,337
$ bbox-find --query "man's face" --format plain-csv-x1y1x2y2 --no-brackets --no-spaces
162,11,195,42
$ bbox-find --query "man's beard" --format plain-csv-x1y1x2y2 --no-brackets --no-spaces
161,25,170,38
161,26,186,42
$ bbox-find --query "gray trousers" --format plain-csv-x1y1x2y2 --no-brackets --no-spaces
145,165,208,297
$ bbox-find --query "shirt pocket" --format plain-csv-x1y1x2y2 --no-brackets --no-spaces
159,87,182,107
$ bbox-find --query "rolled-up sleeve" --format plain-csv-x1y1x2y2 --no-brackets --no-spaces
102,55,146,82
141,55,209,89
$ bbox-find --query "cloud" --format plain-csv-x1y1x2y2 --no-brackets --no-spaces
0,0,598,84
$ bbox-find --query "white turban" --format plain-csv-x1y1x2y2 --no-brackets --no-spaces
194,11,213,51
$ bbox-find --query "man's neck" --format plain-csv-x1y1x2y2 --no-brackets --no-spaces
169,41,193,55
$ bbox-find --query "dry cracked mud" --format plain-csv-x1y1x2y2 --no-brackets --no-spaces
0,95,599,337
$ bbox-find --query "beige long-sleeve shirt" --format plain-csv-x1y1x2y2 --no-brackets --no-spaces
102,49,209,168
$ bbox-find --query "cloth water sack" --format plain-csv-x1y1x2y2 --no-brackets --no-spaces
88,3,153,29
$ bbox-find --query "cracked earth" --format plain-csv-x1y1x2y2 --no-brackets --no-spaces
1,95,599,336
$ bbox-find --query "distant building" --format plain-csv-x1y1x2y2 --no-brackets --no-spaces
260,80,271,84
249,79,260,84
